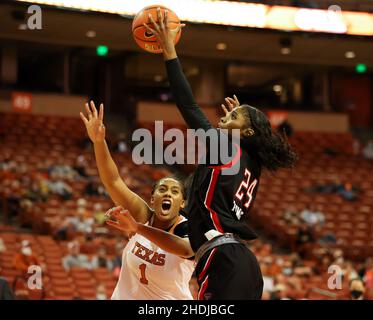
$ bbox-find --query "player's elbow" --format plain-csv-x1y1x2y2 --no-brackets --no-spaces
179,247,194,259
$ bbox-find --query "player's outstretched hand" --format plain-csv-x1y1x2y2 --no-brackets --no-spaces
221,95,240,115
105,206,139,233
143,7,185,60
80,101,105,144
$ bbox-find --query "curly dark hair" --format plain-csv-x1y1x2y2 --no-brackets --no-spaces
240,104,298,172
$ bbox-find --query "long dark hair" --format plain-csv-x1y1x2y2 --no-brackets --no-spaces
241,105,298,172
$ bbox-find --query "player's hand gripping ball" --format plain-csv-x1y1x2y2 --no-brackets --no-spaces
132,5,182,54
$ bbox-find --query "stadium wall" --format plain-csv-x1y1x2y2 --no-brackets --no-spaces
138,101,350,132
0,93,86,117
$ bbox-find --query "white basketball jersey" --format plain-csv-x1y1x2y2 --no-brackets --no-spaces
111,215,194,300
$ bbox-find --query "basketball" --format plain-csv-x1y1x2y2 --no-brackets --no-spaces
132,5,182,54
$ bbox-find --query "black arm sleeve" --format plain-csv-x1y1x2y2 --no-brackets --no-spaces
165,58,213,131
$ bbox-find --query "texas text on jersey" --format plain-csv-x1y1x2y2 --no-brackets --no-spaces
111,215,194,300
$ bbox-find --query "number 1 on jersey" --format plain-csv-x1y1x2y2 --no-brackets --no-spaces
139,263,148,285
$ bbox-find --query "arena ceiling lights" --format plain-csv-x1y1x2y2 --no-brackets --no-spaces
17,0,373,36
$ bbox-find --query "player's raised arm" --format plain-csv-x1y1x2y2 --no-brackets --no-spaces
80,101,152,224
143,8,212,132
106,207,194,259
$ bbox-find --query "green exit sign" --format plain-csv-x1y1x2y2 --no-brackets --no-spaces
356,63,367,73
96,45,108,57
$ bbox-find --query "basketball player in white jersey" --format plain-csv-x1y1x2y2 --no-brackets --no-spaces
80,101,195,300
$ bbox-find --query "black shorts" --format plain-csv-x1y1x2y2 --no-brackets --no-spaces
195,243,263,300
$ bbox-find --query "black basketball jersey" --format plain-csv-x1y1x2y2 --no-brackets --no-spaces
186,143,260,251
165,58,260,252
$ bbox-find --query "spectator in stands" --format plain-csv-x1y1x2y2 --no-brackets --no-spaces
20,198,34,218
93,203,106,225
281,260,294,276
260,261,274,294
62,241,91,271
338,183,358,201
47,173,73,200
358,258,372,279
303,177,359,202
270,283,290,300
91,246,113,270
265,257,280,277
96,284,107,300
4,180,23,223
36,159,53,178
282,205,300,225
85,178,100,197
349,278,365,300
314,251,333,274
0,152,11,170
300,205,325,227
97,184,109,198
70,208,94,235
332,249,345,266
38,175,50,201
78,234,98,254
300,206,313,221
325,177,344,194
54,217,75,241
116,133,129,153
0,267,15,300
77,198,87,209
84,178,108,199
343,262,359,282
77,201,95,233
318,231,337,245
287,274,303,293
303,176,343,194
12,243,40,277
362,140,373,160
1,159,17,174
362,259,373,290
49,160,77,181
295,223,315,258
25,180,46,202
74,154,89,178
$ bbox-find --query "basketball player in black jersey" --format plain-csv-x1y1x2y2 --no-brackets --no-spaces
145,8,297,300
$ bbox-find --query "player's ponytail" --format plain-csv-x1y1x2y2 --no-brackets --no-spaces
241,105,298,172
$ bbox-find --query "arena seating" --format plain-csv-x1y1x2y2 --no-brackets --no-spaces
0,230,117,299
252,132,373,260
1,112,373,300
